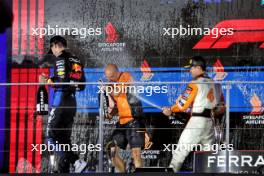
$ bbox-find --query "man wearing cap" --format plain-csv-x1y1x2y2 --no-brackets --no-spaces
162,56,225,172
39,36,86,173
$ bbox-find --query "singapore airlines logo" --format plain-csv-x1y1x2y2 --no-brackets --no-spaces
140,59,154,81
250,93,263,115
98,22,126,52
213,59,227,81
243,93,264,125
105,22,119,43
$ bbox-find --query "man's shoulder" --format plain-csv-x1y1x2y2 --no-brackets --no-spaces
189,77,209,87
60,50,78,59
194,76,212,82
122,72,131,76
187,81,198,89
120,72,132,82
63,55,82,65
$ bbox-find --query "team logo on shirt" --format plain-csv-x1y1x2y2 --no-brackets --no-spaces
72,63,82,72
57,71,65,76
182,87,193,99
178,100,185,107
69,72,82,79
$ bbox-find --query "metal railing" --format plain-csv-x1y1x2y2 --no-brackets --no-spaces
2,81,264,173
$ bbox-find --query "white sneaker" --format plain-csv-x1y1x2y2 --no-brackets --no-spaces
74,159,87,173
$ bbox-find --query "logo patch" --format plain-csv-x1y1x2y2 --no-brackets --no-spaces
72,64,82,72
57,71,65,76
69,73,82,80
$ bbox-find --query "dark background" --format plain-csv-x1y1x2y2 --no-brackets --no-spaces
12,0,264,68
45,0,264,67
6,0,264,173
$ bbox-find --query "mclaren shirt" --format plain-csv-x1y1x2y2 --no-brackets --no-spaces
171,76,224,116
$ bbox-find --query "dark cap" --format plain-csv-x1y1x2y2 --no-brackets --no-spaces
48,35,67,54
184,56,206,71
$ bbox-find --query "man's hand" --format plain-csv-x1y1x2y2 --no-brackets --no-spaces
144,133,153,150
39,73,47,83
106,112,113,120
108,84,120,97
106,107,115,120
162,107,172,116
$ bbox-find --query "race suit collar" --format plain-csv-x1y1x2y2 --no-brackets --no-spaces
193,73,208,80
57,49,72,59
116,72,123,82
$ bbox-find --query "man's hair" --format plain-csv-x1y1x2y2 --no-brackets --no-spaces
50,35,67,47
185,56,207,71
48,35,67,54
105,64,119,72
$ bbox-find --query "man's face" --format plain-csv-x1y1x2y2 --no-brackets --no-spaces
105,69,119,82
50,43,61,57
190,65,203,78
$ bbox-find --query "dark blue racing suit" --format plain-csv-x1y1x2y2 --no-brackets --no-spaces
46,50,82,173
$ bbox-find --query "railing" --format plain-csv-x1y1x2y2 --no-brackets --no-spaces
1,81,264,173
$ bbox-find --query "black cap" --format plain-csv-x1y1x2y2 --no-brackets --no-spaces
48,35,67,54
184,56,206,71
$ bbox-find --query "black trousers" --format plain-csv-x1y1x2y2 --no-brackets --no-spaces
46,91,78,173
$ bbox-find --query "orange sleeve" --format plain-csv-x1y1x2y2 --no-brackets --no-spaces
120,72,132,82
171,83,198,112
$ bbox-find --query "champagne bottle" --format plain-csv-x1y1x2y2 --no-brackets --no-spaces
36,85,49,115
